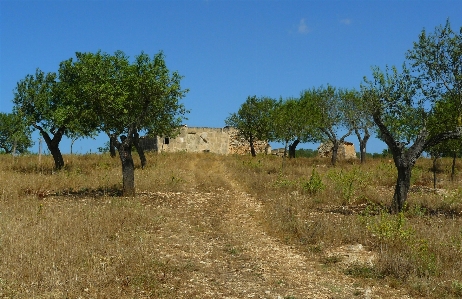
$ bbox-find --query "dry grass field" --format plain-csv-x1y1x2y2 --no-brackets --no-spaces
1,152,462,298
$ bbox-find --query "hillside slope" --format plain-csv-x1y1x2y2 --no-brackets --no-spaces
2,153,443,298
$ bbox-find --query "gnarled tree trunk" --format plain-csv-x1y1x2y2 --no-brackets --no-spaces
119,142,135,197
249,134,256,157
391,164,412,213
331,140,339,166
288,139,300,159
36,125,65,170
355,128,370,164
110,133,136,197
133,131,146,169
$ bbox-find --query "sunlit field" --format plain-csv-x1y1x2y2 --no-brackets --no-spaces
1,152,462,298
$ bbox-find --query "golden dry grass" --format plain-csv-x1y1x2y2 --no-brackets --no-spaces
1,152,462,298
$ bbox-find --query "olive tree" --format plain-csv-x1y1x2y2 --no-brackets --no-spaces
427,95,462,184
13,68,96,169
66,50,188,196
225,96,276,157
342,89,375,163
271,97,317,158
362,22,462,213
300,85,352,166
0,112,33,154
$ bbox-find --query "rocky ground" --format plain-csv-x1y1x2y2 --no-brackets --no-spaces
133,162,413,299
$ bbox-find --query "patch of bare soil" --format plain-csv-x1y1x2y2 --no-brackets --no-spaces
135,162,413,298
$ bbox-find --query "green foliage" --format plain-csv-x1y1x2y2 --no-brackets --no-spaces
300,86,353,165
14,67,98,140
273,168,326,196
61,50,189,194
342,89,375,145
427,95,462,158
295,148,318,158
13,69,57,128
327,167,369,204
362,210,414,242
303,168,325,195
362,210,439,278
361,21,462,212
271,97,316,146
0,112,33,154
364,66,423,145
344,263,383,279
225,95,275,156
406,20,462,105
274,173,299,189
451,280,462,297
12,58,101,169
411,238,437,277
64,50,188,138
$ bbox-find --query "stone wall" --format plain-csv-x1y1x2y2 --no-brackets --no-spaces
227,128,269,155
318,141,357,160
140,126,270,155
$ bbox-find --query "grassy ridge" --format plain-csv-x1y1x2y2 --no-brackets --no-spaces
1,152,462,298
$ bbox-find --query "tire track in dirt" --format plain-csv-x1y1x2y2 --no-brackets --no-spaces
153,157,412,298
197,159,412,299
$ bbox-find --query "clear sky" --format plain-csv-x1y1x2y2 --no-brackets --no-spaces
1,0,462,155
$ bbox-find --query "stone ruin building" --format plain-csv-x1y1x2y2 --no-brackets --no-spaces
317,141,358,160
139,126,270,155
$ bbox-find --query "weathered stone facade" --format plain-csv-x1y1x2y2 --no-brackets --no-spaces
139,126,270,155
318,141,357,160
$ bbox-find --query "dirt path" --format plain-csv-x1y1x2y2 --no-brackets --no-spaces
147,159,412,298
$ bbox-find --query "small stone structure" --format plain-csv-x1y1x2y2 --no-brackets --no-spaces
271,148,287,157
318,141,357,160
139,126,270,155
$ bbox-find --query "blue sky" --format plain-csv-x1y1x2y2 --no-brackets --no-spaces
1,0,462,155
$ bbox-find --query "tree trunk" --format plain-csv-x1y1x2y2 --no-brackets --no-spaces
391,165,412,213
118,141,135,197
331,141,339,166
355,128,370,164
288,139,300,159
109,134,117,158
49,142,65,170
37,126,65,170
358,135,369,164
359,145,366,163
133,131,146,169
249,135,256,157
372,110,462,213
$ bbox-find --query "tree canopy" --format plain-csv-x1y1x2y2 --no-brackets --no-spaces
300,85,352,165
64,50,189,195
0,112,33,154
225,95,275,157
13,68,98,169
341,89,374,163
271,97,317,158
363,20,462,213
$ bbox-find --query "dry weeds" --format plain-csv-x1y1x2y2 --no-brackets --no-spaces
1,152,461,298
